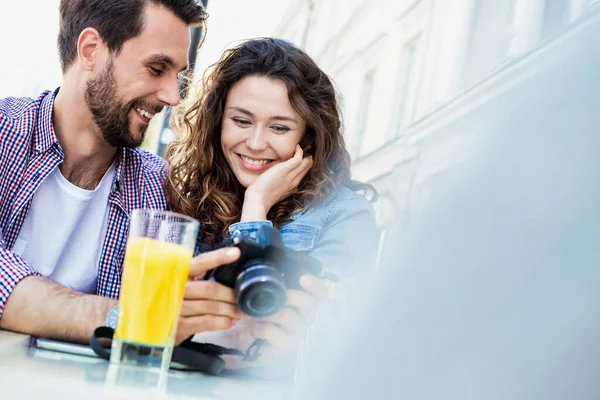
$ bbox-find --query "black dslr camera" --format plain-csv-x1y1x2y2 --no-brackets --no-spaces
204,226,334,318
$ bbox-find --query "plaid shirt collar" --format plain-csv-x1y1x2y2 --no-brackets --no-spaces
33,88,61,157
34,88,145,214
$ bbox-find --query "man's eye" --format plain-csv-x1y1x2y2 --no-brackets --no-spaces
149,67,164,76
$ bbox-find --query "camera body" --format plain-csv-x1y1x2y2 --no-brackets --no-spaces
205,226,325,317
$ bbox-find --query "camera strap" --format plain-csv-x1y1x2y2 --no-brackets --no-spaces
90,327,246,375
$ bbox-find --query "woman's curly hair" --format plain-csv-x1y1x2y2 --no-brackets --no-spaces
165,38,375,246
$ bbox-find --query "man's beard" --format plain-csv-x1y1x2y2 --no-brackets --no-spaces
84,59,161,148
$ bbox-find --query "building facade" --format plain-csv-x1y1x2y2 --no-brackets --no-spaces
274,0,600,265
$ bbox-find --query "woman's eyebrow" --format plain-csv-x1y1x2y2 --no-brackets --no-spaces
270,115,298,123
228,106,298,124
228,106,254,116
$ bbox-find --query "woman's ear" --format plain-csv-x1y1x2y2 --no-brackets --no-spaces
299,134,314,156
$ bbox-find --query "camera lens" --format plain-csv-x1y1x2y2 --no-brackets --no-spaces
235,262,287,318
249,290,276,311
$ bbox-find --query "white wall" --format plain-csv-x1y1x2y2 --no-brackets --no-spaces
0,1,62,99
275,0,594,229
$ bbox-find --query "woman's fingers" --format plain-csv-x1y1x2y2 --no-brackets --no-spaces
280,145,305,172
258,304,304,330
250,322,294,350
180,299,245,319
184,280,237,304
188,247,240,277
298,274,330,300
291,155,313,185
292,144,304,163
282,289,318,323
176,315,238,344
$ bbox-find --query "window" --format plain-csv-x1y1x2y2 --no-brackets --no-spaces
541,0,571,41
374,228,389,276
389,37,421,141
352,69,376,158
461,0,517,88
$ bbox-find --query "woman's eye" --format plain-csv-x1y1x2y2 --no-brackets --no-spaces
232,118,251,126
272,126,290,133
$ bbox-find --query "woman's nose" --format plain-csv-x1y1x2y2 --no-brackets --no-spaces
246,127,268,151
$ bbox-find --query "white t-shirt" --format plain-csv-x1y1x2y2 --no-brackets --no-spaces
13,162,116,293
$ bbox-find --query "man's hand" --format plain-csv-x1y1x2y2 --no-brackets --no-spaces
175,247,247,344
247,274,329,360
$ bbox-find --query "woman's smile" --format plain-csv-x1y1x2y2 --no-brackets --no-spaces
237,154,275,172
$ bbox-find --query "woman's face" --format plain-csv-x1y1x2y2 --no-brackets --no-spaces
220,75,306,188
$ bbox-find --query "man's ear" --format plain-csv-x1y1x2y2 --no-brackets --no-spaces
77,28,103,72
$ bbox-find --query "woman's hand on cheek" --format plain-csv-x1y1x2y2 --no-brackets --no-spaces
241,145,313,221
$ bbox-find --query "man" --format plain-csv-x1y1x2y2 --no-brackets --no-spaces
0,0,244,346
0,0,326,372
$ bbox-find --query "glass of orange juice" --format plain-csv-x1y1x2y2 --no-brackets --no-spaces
110,209,199,372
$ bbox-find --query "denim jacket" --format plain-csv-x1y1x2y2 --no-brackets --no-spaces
193,185,378,378
227,185,379,280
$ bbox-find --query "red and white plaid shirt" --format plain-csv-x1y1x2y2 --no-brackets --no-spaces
0,89,169,319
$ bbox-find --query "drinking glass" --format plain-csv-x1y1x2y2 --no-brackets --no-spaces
110,209,199,372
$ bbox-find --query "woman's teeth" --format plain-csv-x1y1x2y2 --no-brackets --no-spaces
135,108,155,119
241,155,270,166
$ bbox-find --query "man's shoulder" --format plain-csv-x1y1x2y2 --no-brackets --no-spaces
134,148,167,173
0,95,40,123
125,147,167,180
0,94,48,152
121,148,168,209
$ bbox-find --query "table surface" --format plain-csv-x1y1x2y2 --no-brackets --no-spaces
0,330,289,400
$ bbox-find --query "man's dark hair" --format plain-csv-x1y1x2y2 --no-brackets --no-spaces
58,0,207,72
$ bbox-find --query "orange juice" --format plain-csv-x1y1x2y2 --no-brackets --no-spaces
114,237,193,346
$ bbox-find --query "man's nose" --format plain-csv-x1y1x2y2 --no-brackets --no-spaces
157,78,181,106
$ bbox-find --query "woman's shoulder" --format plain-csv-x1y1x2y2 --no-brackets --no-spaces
330,184,372,203
292,184,375,223
281,185,377,251
320,184,374,212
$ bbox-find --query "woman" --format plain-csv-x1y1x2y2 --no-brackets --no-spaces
165,38,379,370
